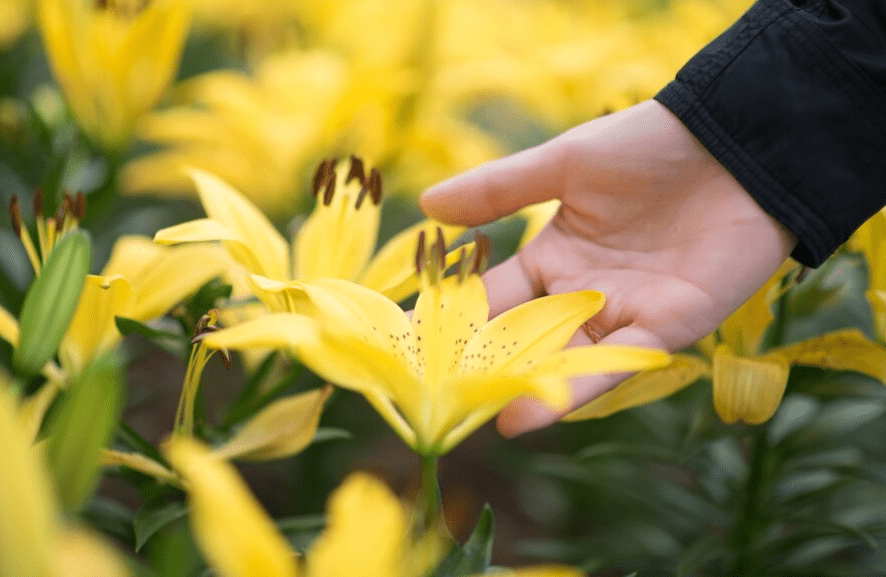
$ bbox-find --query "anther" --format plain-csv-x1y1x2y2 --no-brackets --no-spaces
312,158,336,197
55,194,71,224
355,183,370,210
368,168,383,205
9,194,22,237
73,192,86,221
472,233,490,275
455,247,467,281
346,155,366,186
33,188,43,218
433,226,446,271
415,230,427,275
322,175,336,206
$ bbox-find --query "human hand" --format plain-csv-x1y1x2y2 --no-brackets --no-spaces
420,100,797,436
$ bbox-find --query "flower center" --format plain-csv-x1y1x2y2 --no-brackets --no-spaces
9,190,86,276
95,0,149,17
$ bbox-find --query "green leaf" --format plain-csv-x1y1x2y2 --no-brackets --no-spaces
134,501,190,553
312,427,351,444
115,316,182,341
276,514,325,534
44,352,123,510
13,230,91,376
430,505,495,577
576,442,676,462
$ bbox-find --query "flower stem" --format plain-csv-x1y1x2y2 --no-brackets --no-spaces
732,426,769,576
418,454,442,532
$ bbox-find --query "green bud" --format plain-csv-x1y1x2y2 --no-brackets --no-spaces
44,352,123,511
13,230,91,376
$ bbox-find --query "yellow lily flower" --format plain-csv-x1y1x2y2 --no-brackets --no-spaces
166,436,582,577
567,261,886,425
0,387,129,577
846,207,886,340
0,0,29,49
37,0,190,150
154,157,463,306
202,234,670,455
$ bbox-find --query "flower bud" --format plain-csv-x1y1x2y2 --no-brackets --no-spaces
13,230,91,376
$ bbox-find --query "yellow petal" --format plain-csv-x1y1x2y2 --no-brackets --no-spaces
59,275,133,378
713,345,789,425
0,388,59,577
415,274,488,390
768,328,886,382
307,474,408,577
359,220,464,302
18,382,62,443
459,290,605,375
214,387,331,461
54,526,130,577
293,164,381,282
187,169,289,280
165,437,298,577
100,449,179,486
0,305,19,347
562,354,709,420
867,289,886,342
517,199,560,248
202,314,421,447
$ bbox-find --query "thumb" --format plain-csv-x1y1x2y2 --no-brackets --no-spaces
420,138,570,226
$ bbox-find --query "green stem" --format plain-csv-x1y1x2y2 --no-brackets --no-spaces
732,426,769,576
418,454,443,533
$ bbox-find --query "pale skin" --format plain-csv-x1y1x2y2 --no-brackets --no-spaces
420,100,798,437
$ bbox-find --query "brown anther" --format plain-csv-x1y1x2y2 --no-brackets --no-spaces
454,247,467,281
415,230,427,275
367,168,383,206
346,155,366,186
219,349,233,370
193,309,221,339
311,158,336,197
45,216,56,235
73,192,86,221
33,188,43,218
795,266,810,283
471,233,490,275
322,175,336,206
9,194,22,237
433,226,446,270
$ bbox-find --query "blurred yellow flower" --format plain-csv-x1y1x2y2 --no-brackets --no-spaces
846,208,886,339
166,436,583,577
567,261,886,425
0,387,130,577
154,158,463,305
37,0,190,150
203,234,670,455
0,0,30,49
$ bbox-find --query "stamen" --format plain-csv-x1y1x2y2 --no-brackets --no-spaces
355,183,371,210
32,188,43,219
9,195,21,237
346,155,366,186
322,174,336,206
415,230,427,275
433,226,446,271
191,309,232,371
368,168,383,205
55,194,71,226
471,233,490,275
73,192,86,221
455,247,468,282
45,217,57,254
311,158,335,197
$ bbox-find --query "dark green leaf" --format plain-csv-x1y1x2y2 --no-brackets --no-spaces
430,505,494,577
134,502,189,552
115,316,182,341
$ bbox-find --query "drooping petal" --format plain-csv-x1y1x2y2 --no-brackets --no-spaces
459,290,605,375
156,169,289,281
0,388,59,577
359,220,464,302
415,274,488,390
201,313,422,445
214,387,331,461
293,162,380,281
713,345,789,425
306,474,408,577
101,449,180,486
562,354,709,420
59,275,133,378
165,437,298,577
767,328,886,382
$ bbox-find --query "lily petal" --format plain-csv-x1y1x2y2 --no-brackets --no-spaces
0,305,19,347
165,437,298,577
101,449,179,487
360,221,464,302
307,474,408,577
59,275,133,378
768,328,886,382
713,344,789,425
0,388,59,577
54,527,130,577
293,170,381,282
214,387,331,461
562,354,709,420
415,274,488,392
164,169,289,281
460,290,605,375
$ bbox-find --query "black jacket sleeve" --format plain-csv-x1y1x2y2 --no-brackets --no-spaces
654,0,886,267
